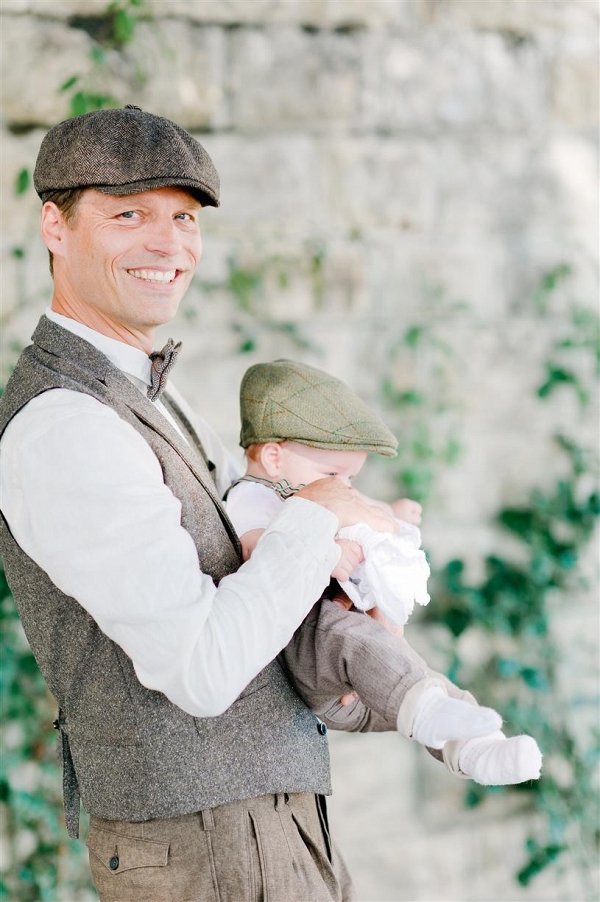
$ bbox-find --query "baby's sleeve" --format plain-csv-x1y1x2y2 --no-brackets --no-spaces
225,481,284,537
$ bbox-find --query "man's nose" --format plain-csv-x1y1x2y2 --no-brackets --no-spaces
144,221,181,256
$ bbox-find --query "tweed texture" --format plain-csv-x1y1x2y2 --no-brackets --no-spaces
33,104,220,206
86,794,356,902
240,359,398,457
147,338,181,401
0,317,331,838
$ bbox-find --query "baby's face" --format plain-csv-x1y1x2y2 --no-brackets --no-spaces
278,442,367,488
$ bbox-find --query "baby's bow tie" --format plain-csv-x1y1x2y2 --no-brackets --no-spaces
148,339,182,401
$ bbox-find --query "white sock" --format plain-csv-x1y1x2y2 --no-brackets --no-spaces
458,730,543,785
411,687,502,750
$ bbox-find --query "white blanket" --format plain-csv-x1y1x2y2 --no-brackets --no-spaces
338,520,430,625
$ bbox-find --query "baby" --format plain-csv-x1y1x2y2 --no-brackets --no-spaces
225,359,542,785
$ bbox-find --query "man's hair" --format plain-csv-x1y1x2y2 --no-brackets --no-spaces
43,187,86,275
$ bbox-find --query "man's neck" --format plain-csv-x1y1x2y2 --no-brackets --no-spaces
51,297,155,354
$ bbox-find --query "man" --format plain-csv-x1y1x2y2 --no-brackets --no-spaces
0,104,396,902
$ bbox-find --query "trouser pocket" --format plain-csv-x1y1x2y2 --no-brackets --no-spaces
86,796,353,902
86,813,219,902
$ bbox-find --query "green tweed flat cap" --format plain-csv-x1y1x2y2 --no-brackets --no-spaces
240,359,398,457
34,104,220,207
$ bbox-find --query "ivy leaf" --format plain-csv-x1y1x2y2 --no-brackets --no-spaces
404,325,425,348
69,92,117,118
496,657,522,678
521,667,549,691
517,843,566,885
113,8,136,46
59,75,79,92
90,47,106,65
538,365,586,404
14,168,30,196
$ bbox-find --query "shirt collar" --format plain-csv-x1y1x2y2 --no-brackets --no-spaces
45,308,152,388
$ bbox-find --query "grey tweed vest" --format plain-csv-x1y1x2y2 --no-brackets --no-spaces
0,316,331,838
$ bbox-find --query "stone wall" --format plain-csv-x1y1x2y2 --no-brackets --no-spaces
1,1,598,900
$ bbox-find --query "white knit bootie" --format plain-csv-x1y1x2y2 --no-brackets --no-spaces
411,687,502,750
458,730,543,784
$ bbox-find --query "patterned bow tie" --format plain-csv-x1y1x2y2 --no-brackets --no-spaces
148,339,182,402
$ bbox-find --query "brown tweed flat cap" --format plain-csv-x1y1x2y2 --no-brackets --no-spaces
33,104,219,206
240,359,398,457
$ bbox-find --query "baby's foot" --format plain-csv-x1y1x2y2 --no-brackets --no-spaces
458,731,543,784
411,687,502,749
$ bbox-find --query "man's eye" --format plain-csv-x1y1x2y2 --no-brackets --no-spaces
176,212,194,221
119,211,137,219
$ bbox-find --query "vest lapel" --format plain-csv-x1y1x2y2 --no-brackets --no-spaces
32,316,241,554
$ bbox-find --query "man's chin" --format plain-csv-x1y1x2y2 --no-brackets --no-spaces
139,298,183,328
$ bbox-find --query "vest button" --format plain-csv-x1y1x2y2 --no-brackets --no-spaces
109,856,119,871
317,721,327,736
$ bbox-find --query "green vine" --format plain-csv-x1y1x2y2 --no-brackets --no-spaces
380,289,469,501
194,250,322,355
0,568,92,901
385,268,599,892
60,0,147,118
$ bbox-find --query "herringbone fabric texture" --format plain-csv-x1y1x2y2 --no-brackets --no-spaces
240,358,398,457
34,105,220,206
148,339,182,402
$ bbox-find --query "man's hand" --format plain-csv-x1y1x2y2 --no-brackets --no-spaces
331,538,364,581
392,497,422,525
295,477,396,533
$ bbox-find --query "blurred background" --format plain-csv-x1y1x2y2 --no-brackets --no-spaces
0,1,598,900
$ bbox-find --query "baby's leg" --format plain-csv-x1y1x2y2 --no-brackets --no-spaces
281,599,430,726
417,664,543,783
281,600,500,746
443,731,543,784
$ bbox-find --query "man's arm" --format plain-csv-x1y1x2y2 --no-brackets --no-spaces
1,390,348,719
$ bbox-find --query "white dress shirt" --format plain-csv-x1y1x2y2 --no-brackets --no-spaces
0,310,340,717
227,480,431,626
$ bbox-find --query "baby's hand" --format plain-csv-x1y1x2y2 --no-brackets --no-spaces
331,538,364,582
392,497,422,525
367,605,405,637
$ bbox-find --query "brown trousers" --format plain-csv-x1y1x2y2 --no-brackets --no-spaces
87,793,356,902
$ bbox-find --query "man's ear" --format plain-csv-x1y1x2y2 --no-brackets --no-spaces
41,202,69,258
260,442,283,479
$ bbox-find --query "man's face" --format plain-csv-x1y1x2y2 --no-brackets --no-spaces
46,186,203,348
278,442,367,488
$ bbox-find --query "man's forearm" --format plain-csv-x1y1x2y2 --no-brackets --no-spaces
0,395,341,718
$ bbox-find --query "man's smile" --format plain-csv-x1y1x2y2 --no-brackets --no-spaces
126,268,178,283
